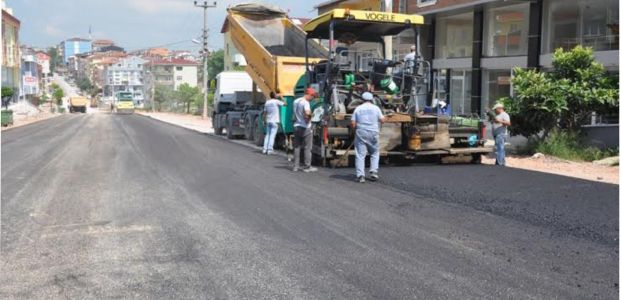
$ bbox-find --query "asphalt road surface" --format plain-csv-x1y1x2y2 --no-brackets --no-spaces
1,113,618,299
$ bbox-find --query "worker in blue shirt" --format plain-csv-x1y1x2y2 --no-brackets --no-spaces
351,92,385,183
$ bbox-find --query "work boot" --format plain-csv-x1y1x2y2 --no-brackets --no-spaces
369,171,379,181
303,166,318,173
357,176,366,183
292,166,299,172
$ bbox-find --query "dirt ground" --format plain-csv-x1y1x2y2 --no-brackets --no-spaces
482,154,619,185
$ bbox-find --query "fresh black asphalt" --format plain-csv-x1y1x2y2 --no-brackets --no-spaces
1,113,618,299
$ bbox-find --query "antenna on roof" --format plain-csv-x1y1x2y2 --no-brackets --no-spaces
88,25,92,40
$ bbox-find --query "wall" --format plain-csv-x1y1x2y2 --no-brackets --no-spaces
173,65,198,90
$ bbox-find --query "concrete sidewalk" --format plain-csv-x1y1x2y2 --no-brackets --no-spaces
136,111,214,134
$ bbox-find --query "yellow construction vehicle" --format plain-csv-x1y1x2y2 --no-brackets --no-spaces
302,9,493,166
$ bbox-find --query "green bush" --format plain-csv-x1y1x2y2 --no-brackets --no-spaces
535,130,618,161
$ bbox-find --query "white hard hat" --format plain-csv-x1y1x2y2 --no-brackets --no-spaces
410,45,416,50
361,92,373,101
492,103,504,110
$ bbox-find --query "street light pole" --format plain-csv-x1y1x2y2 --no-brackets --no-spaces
194,1,217,120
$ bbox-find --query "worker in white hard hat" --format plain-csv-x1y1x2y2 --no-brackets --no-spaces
404,45,417,62
351,92,385,183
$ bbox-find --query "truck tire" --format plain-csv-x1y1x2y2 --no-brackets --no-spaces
253,117,264,147
69,106,73,113
226,123,235,139
245,116,254,141
214,126,223,135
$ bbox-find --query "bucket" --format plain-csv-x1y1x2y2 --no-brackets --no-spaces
380,78,399,94
408,133,422,150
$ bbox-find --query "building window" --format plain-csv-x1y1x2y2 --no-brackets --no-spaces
435,12,474,58
543,0,619,53
417,0,436,8
176,66,183,71
398,0,407,13
176,76,182,80
482,69,512,110
484,3,530,57
449,70,472,115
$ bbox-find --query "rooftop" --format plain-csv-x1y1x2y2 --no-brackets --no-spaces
149,58,199,66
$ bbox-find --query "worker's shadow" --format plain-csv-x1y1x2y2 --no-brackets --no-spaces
329,173,359,182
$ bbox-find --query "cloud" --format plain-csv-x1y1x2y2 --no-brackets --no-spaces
126,0,197,14
43,25,63,37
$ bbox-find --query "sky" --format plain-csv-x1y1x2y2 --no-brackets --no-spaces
7,0,326,51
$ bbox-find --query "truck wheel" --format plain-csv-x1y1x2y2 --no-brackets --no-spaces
226,123,235,139
471,154,482,164
69,107,73,113
214,126,223,135
245,116,254,141
253,118,264,147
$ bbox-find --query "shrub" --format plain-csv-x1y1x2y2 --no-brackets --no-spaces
535,129,618,161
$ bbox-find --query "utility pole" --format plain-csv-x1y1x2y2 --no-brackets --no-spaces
194,1,217,120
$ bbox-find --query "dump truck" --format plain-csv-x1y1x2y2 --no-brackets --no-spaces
69,96,87,113
300,8,493,166
225,3,328,146
212,71,262,138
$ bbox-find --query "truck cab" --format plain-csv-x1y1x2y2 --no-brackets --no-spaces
212,71,255,137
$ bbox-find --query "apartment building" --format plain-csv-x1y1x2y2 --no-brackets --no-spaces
145,58,198,91
404,0,619,116
2,6,20,101
105,56,148,105
60,37,92,64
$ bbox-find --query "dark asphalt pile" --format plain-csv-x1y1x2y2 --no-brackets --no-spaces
1,114,618,299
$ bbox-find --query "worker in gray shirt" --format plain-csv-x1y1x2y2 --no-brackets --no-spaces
351,92,385,183
292,87,318,172
492,103,511,166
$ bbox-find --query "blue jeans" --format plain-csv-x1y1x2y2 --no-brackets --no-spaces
263,122,279,152
495,134,506,166
355,129,380,177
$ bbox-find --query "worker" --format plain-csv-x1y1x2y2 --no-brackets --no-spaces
403,45,417,62
292,87,318,172
262,91,286,155
492,103,511,166
351,92,385,183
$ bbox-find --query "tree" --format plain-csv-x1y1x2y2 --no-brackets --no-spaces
1,87,14,109
175,83,200,114
53,87,64,105
153,84,173,112
77,77,93,93
503,46,618,139
207,49,224,81
48,47,60,73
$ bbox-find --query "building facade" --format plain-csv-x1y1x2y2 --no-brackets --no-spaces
60,37,92,64
2,7,20,101
405,0,619,116
104,56,148,105
146,58,199,90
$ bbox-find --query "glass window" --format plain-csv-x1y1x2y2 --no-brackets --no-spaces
449,70,472,115
482,69,512,111
543,0,619,53
418,0,436,7
484,4,529,57
176,66,183,71
435,12,473,59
